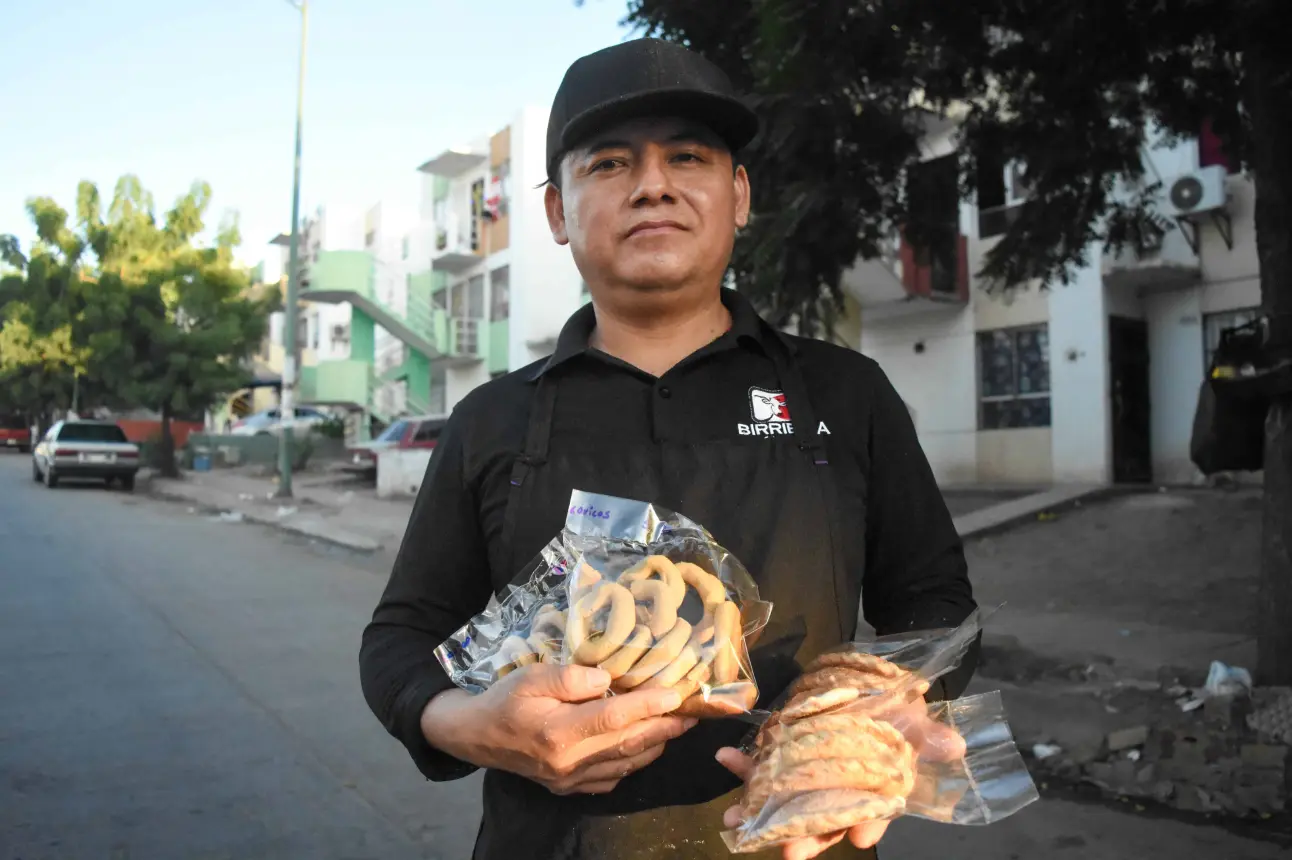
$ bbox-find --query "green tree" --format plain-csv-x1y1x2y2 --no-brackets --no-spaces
608,1,1292,683
2,176,277,475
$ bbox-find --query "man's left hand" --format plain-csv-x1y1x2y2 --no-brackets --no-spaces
715,695,967,860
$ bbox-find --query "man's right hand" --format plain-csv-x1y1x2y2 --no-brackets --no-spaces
420,663,697,795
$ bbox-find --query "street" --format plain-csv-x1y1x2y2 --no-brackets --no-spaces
1,452,1287,860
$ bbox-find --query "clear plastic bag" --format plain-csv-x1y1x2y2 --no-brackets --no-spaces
434,490,773,717
723,611,1038,852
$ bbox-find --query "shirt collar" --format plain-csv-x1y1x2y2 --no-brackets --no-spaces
529,287,796,381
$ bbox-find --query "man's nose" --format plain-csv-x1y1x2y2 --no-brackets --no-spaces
630,147,676,205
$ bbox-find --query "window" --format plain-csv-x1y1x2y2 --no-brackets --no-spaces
432,286,448,311
58,423,127,443
450,282,466,316
432,197,448,226
493,160,512,218
467,274,485,319
977,325,1051,429
490,265,510,321
1203,308,1261,371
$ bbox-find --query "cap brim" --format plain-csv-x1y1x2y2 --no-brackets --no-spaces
555,88,759,176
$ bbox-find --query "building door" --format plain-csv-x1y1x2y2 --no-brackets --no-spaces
1109,316,1152,483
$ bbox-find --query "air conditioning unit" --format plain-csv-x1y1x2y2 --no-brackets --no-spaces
1162,165,1228,218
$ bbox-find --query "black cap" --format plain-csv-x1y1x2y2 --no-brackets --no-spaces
546,38,759,184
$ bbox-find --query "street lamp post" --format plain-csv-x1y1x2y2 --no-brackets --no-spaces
277,0,309,498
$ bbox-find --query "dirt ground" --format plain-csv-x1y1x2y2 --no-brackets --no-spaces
966,487,1262,642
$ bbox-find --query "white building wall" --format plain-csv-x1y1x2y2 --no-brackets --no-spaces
861,311,978,485
1049,247,1113,483
509,104,585,370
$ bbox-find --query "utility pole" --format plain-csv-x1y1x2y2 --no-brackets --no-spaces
277,0,308,498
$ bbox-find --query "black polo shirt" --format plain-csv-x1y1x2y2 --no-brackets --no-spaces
359,288,976,781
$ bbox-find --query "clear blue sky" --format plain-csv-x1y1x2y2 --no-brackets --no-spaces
0,0,632,264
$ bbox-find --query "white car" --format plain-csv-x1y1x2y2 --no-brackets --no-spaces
228,406,330,436
32,420,141,490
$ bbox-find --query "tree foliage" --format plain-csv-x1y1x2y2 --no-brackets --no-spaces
0,176,278,471
600,0,1292,684
613,0,1286,337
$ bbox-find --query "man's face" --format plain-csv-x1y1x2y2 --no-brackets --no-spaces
545,115,751,299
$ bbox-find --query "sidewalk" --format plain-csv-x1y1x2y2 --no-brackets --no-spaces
142,467,414,554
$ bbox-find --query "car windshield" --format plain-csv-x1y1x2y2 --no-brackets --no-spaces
57,423,128,443
375,421,409,442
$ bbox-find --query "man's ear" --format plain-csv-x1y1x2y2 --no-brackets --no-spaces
733,165,751,230
545,183,569,246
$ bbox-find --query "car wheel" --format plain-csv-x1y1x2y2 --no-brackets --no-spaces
44,466,58,488
120,475,135,492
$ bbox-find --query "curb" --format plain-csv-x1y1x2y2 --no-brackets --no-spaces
954,484,1126,541
143,478,380,555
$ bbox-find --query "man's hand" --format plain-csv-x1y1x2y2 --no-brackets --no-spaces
421,663,696,795
716,696,968,860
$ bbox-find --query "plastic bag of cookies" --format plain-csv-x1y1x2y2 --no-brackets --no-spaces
434,489,773,718
723,611,1039,852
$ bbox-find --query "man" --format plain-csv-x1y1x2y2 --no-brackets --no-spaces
360,37,976,860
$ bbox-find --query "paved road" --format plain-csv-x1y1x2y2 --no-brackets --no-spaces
1,453,1286,860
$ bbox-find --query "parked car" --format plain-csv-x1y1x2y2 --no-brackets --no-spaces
1,413,31,452
31,420,141,490
228,406,329,436
344,414,447,478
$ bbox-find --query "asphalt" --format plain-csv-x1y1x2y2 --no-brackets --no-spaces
1,452,1286,860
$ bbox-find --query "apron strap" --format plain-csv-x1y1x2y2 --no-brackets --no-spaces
499,374,558,570
762,326,828,466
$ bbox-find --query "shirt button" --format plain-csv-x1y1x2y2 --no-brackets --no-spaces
658,387,672,399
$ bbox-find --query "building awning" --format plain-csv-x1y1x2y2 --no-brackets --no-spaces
417,148,486,176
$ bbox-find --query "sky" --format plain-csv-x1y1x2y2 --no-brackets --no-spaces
0,0,633,265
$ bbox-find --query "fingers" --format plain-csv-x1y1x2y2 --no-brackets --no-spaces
714,746,756,781
783,830,846,860
848,820,890,850
513,663,612,702
576,686,685,737
572,715,694,768
723,802,746,829
546,743,667,795
920,720,968,761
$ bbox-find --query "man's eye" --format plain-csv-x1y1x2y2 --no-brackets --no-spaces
673,152,702,163
592,159,621,171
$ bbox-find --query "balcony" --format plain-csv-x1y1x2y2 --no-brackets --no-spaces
1101,218,1201,291
297,360,371,409
431,214,481,273
841,227,969,320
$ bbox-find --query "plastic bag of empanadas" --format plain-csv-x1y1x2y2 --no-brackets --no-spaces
722,611,1039,852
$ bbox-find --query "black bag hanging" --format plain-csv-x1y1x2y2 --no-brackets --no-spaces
1190,319,1269,475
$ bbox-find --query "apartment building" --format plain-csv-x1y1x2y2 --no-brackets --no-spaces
247,105,585,434
848,121,1260,486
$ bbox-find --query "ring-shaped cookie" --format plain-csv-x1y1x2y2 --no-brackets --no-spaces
619,555,686,607
675,562,728,612
494,635,538,678
566,581,636,665
527,606,567,659
638,623,706,689
597,624,652,679
629,579,681,637
616,618,692,689
710,600,743,684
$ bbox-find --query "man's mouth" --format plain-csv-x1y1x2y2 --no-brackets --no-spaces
627,220,686,238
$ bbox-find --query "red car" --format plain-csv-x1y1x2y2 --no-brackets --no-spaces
1,414,31,452
344,414,447,477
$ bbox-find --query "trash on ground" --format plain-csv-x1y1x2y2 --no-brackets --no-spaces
215,511,244,524
275,506,298,518
1032,743,1063,760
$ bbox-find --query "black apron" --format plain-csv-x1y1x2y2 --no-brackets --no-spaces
474,326,874,860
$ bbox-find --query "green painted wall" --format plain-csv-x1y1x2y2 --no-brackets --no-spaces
489,320,509,373
405,350,431,412
433,176,450,200
350,308,376,363
309,251,374,301
312,360,370,405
